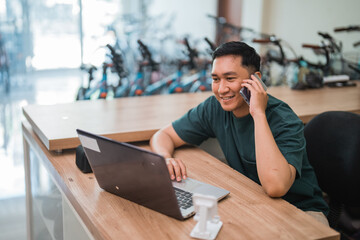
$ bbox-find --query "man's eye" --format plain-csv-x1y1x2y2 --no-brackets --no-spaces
227,77,235,81
212,78,219,82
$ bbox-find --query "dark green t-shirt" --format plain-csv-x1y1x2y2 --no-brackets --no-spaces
172,95,329,215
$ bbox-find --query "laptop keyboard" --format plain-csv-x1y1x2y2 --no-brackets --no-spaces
174,188,193,210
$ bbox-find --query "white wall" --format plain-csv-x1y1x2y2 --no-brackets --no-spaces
122,0,217,42
148,0,217,41
122,0,359,62
241,0,264,35
258,0,360,61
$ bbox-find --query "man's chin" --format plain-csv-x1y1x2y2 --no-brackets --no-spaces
220,101,247,113
220,103,235,112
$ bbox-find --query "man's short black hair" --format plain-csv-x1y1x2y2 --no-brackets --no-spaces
212,41,260,72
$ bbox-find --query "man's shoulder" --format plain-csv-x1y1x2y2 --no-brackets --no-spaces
266,95,302,124
267,94,287,107
267,94,293,113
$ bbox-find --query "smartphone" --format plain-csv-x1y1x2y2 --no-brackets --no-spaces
240,75,267,105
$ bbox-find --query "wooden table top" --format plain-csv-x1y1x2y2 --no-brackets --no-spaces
22,121,340,240
22,82,360,151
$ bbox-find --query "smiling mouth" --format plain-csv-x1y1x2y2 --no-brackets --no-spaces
221,95,235,100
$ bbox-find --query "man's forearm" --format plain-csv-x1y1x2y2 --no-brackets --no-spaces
253,114,295,197
150,126,188,181
150,130,175,158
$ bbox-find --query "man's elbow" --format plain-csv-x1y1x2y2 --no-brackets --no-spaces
149,131,158,147
263,183,289,198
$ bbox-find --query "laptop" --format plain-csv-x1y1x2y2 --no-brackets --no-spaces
76,129,229,220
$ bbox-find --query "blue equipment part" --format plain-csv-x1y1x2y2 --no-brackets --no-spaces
144,71,179,95
129,71,145,96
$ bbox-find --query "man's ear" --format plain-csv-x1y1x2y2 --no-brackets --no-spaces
255,71,262,79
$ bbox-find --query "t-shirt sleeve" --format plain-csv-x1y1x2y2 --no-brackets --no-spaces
270,109,306,179
172,97,216,146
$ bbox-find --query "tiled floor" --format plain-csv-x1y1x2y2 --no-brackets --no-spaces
0,68,84,240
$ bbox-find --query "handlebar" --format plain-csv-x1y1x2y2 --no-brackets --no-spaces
137,40,152,60
106,44,128,78
207,14,254,33
252,36,286,66
317,32,342,53
302,44,322,49
301,43,330,72
204,37,216,52
137,40,159,71
184,38,198,58
334,25,360,32
183,37,198,70
318,32,332,40
223,22,254,33
334,26,360,50
206,14,226,25
252,38,272,44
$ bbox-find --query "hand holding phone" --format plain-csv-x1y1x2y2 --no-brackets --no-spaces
240,74,267,105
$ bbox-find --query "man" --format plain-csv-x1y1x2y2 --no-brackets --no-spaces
150,41,329,225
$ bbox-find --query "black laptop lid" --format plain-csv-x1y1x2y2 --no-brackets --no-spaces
76,129,184,220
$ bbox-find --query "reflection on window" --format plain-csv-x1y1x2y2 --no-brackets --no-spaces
30,0,81,69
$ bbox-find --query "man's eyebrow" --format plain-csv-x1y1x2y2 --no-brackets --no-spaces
223,72,238,76
211,72,238,77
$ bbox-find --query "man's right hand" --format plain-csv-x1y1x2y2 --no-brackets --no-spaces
150,123,188,182
165,157,187,181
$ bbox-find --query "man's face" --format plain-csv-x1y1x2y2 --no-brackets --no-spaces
211,55,251,117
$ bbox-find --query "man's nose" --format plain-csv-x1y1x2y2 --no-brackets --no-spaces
218,79,229,93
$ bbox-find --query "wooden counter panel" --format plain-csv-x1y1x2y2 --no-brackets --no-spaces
23,92,211,151
268,85,360,122
23,82,360,151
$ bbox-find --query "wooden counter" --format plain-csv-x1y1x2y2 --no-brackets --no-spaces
22,121,340,240
23,83,360,151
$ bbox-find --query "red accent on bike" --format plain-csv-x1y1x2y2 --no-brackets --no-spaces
175,87,183,93
100,92,107,98
199,85,206,91
135,89,143,95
